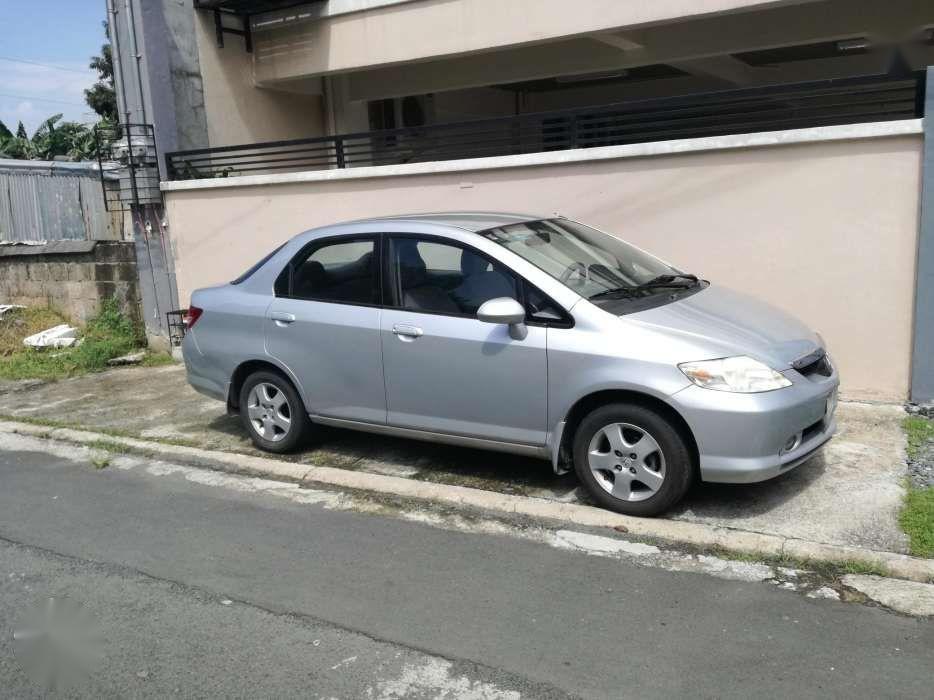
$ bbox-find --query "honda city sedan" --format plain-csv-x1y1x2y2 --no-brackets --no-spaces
182,213,838,516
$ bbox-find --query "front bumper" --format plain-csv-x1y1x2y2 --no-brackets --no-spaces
671,365,838,483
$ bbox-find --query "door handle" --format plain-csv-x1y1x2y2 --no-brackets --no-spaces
269,311,296,325
392,323,423,339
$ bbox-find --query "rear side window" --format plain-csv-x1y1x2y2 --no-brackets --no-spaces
277,238,380,305
230,242,286,285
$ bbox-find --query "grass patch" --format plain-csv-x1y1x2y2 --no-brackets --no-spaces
0,307,66,356
0,413,202,450
0,299,146,381
86,438,132,455
900,486,934,558
141,351,175,367
703,545,890,578
904,415,934,460
899,415,934,558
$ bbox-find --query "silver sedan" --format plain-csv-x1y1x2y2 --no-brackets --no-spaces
182,213,838,516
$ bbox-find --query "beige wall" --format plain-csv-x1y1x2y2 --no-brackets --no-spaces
164,134,921,401
252,0,796,84
195,12,325,147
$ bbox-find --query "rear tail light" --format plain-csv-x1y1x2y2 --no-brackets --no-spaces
185,306,203,329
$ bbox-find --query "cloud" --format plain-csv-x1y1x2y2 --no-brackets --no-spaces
0,60,98,135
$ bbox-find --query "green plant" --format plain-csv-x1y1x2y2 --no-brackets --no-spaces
0,298,146,380
0,115,104,162
904,416,934,460
900,486,934,558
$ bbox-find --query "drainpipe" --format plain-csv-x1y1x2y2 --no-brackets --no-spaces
123,0,148,124
106,0,132,126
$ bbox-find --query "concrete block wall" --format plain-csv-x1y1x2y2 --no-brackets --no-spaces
0,241,141,325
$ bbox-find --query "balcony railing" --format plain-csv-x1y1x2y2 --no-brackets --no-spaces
164,72,924,181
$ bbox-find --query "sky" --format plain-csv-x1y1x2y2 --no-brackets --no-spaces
0,1,108,136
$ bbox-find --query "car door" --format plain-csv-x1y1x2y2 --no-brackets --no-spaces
265,234,386,424
380,235,548,446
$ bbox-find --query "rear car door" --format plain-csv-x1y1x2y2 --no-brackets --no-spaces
380,235,548,446
265,235,386,424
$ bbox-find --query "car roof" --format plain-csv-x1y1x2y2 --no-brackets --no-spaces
341,212,546,233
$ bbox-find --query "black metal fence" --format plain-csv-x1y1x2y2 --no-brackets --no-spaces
165,73,924,181
95,123,162,210
166,309,188,347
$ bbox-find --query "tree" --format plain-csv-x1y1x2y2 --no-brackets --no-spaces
0,116,99,161
85,21,118,122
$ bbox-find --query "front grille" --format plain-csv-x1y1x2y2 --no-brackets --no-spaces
797,355,833,378
802,417,825,442
792,347,833,379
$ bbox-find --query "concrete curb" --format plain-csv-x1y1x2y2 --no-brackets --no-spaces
3,419,933,583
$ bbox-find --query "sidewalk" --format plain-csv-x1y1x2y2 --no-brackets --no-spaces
0,364,910,555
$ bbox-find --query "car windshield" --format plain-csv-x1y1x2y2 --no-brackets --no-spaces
479,218,686,300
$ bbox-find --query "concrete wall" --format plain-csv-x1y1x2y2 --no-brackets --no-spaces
162,127,922,402
251,0,795,84
0,242,140,325
194,11,325,147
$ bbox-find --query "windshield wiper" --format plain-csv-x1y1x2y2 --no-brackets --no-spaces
588,286,640,301
630,273,699,291
589,273,699,301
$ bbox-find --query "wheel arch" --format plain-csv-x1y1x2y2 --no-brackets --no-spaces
556,389,699,475
227,358,303,413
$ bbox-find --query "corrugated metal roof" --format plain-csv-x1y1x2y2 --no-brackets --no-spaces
0,166,115,243
0,158,117,179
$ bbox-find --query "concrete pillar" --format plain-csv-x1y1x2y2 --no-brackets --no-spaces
912,67,934,403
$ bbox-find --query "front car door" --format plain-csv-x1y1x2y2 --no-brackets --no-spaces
265,234,386,424
380,234,548,446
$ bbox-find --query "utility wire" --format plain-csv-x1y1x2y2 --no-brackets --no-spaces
0,56,91,74
0,92,87,107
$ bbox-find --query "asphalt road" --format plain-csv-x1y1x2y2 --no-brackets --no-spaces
0,442,931,699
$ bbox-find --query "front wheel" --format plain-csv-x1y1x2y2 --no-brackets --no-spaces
239,371,313,453
573,403,693,517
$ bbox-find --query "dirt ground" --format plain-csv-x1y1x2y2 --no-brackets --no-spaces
0,363,910,554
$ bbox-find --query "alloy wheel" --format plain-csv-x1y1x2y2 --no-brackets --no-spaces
246,382,292,442
587,422,666,502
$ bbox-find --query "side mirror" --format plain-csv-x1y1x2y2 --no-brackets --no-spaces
477,297,528,340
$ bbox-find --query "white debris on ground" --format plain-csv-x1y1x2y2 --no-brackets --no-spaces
552,529,775,583
0,304,25,317
107,351,146,366
807,586,841,600
842,575,934,617
366,658,520,700
22,324,78,348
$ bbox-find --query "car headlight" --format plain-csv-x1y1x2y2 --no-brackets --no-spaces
678,356,792,393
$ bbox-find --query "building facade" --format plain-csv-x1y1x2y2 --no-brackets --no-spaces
110,0,934,402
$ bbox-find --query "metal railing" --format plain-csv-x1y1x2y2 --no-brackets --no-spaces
165,72,925,181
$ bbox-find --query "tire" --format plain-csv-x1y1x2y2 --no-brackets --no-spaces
239,370,313,453
572,403,693,517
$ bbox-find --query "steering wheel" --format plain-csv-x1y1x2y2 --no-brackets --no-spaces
559,261,588,284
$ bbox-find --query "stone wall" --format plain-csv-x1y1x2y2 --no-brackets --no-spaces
0,241,140,325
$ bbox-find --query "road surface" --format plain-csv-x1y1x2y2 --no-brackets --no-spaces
0,437,930,698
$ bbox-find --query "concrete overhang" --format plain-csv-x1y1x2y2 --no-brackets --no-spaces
251,0,817,85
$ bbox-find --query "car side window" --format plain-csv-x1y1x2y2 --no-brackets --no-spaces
525,283,567,324
391,238,518,316
277,238,379,305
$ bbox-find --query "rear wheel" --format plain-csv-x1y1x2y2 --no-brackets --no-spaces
573,403,693,517
239,371,313,453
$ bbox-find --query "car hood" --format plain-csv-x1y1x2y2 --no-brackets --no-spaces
625,284,820,368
